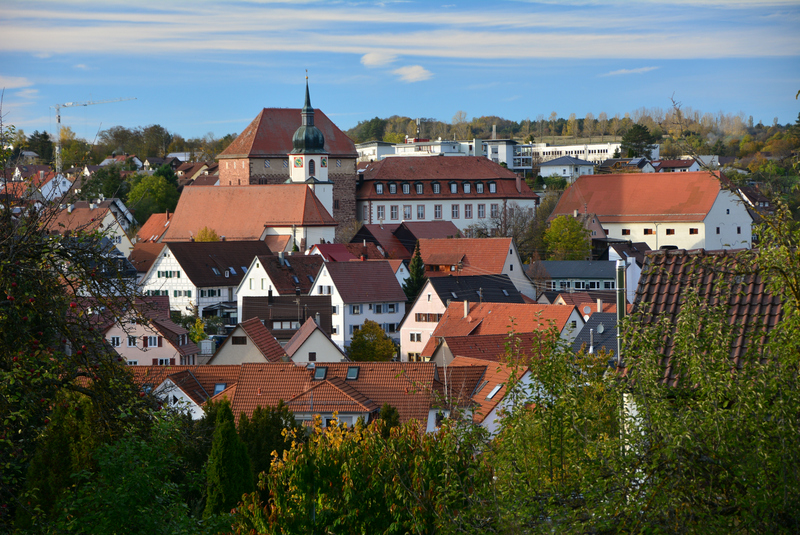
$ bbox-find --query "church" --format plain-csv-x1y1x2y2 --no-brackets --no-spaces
217,81,358,223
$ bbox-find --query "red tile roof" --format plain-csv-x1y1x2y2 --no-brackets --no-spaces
551,171,729,223
449,356,526,424
151,318,199,356
219,108,357,159
129,242,164,273
129,364,243,401
323,260,407,303
283,317,320,357
286,376,379,414
312,243,385,262
418,237,512,276
351,224,407,259
438,332,541,363
163,185,336,242
46,200,119,234
422,301,576,357
136,212,171,243
357,156,538,202
238,317,286,363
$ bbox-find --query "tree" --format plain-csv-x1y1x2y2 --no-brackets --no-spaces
452,110,469,140
347,320,396,362
583,112,595,142
204,400,253,518
620,123,658,158
189,317,207,343
26,130,53,164
598,112,608,141
566,113,578,140
195,226,220,242
376,403,400,439
79,164,129,202
126,173,179,225
402,241,426,302
543,215,590,260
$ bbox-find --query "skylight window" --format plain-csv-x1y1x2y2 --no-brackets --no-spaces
314,367,327,380
346,367,359,380
292,276,300,285
307,275,315,284
241,266,248,274
213,383,226,395
502,289,509,296
211,267,221,276
284,259,292,269
228,267,237,275
486,384,502,400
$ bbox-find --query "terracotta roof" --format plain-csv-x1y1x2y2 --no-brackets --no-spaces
311,243,386,262
239,317,287,362
449,356,527,424
652,159,696,170
241,295,333,338
258,253,323,295
418,237,513,276
46,200,118,234
357,156,538,201
422,301,576,358
163,185,336,242
136,212,171,242
626,248,782,386
164,241,273,288
151,318,199,356
351,224,407,259
434,363,487,408
219,108,357,159
438,332,541,363
323,261,407,303
190,175,219,186
129,242,164,273
555,290,618,306
286,376,379,414
129,364,243,399
283,316,321,357
161,369,209,405
551,171,729,223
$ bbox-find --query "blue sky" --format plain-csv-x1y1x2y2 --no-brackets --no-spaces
1,0,798,142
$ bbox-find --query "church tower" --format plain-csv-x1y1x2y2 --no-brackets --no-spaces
288,78,333,217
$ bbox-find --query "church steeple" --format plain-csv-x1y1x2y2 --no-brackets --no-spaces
292,75,325,154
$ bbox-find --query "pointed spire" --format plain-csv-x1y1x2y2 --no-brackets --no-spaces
301,73,314,126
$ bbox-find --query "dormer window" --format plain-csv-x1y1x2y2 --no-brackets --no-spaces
463,182,471,194
488,182,496,193
402,183,410,194
432,182,441,194
476,182,484,193
449,182,458,194
389,183,397,194
376,183,384,194
415,183,423,194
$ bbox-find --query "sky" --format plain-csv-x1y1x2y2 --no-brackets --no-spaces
1,0,798,143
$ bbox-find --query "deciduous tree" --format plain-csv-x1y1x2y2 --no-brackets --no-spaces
195,226,220,242
543,215,590,260
347,320,396,362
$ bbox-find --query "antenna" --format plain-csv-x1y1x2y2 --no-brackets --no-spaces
51,97,137,174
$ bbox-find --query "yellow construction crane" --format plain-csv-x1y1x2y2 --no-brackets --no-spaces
51,97,136,174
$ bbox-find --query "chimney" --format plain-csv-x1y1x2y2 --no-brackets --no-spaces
278,251,284,264
589,329,594,354
221,236,226,241
597,298,603,313
268,288,273,304
89,203,96,210
463,300,469,319
492,124,496,140
516,175,521,193
315,312,320,326
573,209,579,218
67,204,74,213
39,170,44,180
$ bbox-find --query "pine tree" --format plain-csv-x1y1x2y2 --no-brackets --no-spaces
402,241,427,302
204,400,253,517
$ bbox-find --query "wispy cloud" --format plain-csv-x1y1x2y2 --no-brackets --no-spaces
392,65,432,82
0,75,33,89
360,52,396,67
14,88,38,99
600,66,659,76
74,63,90,70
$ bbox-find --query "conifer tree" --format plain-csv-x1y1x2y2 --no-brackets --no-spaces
402,241,427,302
204,400,253,517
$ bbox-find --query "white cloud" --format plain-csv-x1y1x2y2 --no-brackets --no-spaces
0,75,33,89
74,63,90,70
14,88,38,99
392,65,432,82
360,52,396,67
600,66,659,76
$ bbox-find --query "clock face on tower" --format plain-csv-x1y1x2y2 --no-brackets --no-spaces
321,157,328,168
294,157,303,168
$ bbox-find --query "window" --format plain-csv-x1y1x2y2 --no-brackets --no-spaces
362,205,368,220
336,159,341,167
127,360,138,366
490,204,499,218
666,229,675,235
377,206,385,220
376,183,384,194
604,281,615,289
110,336,120,347
432,182,440,194
389,183,397,194
331,325,338,335
450,182,458,193
464,204,472,218
488,182,496,193
314,367,327,380
644,229,654,235
402,183,410,194
346,367,359,380
478,204,485,218
309,159,315,175
417,205,425,219
212,267,220,275
452,205,459,218
476,182,484,193
716,227,721,234
463,183,471,194
390,205,398,220
127,336,136,347
570,320,577,329
283,159,288,168
157,358,172,366
387,303,396,313
486,384,502,400
332,305,339,315
622,229,631,236
434,205,442,219
737,226,742,234
410,332,422,342
726,208,730,214
403,205,412,219
415,183,423,194
308,352,316,362
214,383,227,395
375,304,383,314
689,228,699,235
352,305,361,315
231,336,247,345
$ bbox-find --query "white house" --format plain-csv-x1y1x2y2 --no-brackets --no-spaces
310,260,407,349
47,199,136,257
550,172,752,251
539,155,595,182
283,317,348,363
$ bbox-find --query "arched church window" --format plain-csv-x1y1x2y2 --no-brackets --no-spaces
309,159,316,175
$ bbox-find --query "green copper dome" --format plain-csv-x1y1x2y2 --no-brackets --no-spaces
292,80,326,154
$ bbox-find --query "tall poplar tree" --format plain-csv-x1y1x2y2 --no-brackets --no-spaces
204,400,253,517
402,241,426,302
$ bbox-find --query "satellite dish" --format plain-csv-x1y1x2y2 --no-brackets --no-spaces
597,324,605,334
582,305,592,314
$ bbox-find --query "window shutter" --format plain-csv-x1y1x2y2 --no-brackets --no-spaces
143,336,149,348
170,358,175,366
152,358,158,365
158,336,163,347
